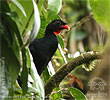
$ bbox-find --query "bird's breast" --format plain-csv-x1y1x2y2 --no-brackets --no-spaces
42,35,58,57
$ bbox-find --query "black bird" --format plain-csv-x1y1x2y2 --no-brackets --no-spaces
29,19,70,75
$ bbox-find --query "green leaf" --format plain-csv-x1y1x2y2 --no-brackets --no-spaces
38,0,44,13
9,0,34,35
30,53,45,100
42,62,55,84
1,35,20,83
20,48,28,95
2,13,23,46
37,10,48,38
89,0,110,32
69,88,88,100
48,0,62,20
28,86,39,94
1,14,20,60
37,9,60,39
11,33,20,60
1,0,10,12
25,0,40,45
6,11,21,25
55,49,65,65
51,88,63,100
42,7,48,20
26,49,31,68
54,15,61,20
42,68,51,83
57,35,64,48
11,0,26,17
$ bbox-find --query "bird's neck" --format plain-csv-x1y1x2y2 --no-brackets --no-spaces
44,29,56,37
44,30,58,44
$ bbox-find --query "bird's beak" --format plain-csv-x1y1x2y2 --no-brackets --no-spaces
60,25,70,30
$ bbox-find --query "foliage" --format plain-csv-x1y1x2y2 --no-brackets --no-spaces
69,88,87,100
0,0,109,100
89,0,110,32
48,0,62,20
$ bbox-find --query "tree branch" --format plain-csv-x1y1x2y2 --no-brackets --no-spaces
44,51,102,96
70,13,93,30
65,13,93,35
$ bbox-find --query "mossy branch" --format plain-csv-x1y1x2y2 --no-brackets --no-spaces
44,52,102,96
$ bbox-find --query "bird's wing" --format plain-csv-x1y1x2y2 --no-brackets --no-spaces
29,39,52,75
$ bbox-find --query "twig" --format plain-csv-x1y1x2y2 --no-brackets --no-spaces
51,88,68,95
70,13,93,30
44,51,102,95
65,13,93,34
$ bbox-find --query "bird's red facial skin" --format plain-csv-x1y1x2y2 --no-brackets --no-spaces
54,25,70,35
54,30,62,35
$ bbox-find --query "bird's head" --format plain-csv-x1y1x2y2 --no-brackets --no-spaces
45,19,70,36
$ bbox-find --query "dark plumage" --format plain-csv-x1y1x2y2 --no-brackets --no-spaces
29,19,70,75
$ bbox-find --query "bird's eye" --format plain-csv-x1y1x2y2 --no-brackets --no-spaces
56,21,61,25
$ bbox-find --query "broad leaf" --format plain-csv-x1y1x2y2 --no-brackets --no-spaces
42,68,51,83
37,9,48,38
89,0,110,32
69,88,88,100
2,13,23,46
30,52,45,100
38,0,44,13
51,88,63,100
57,35,64,48
26,0,40,45
20,48,28,95
11,0,26,17
42,62,55,84
48,0,62,20
55,49,66,65
9,0,34,35
31,0,40,40
26,49,31,68
1,0,10,12
1,35,20,84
